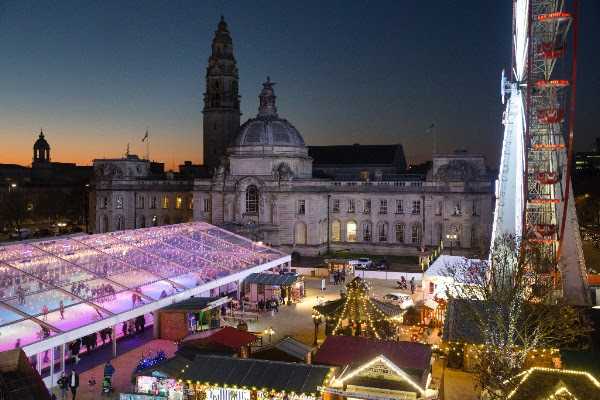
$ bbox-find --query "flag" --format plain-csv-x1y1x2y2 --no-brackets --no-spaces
142,130,149,142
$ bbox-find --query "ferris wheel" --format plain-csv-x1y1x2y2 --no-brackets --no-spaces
491,0,589,304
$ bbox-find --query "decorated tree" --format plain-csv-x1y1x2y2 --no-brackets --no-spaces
444,234,591,399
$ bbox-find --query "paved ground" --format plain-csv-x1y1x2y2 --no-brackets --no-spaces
50,276,473,399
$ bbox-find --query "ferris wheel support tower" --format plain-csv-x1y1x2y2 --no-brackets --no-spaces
491,0,589,305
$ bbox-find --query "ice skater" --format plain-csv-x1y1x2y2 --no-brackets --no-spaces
42,304,49,321
59,300,65,320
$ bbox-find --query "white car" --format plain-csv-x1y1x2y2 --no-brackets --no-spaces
348,258,373,270
383,292,415,309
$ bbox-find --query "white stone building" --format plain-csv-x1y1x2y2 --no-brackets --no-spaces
90,17,494,258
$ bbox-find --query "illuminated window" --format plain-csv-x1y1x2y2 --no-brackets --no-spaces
331,220,341,242
188,198,194,210
115,196,123,209
162,195,170,209
346,221,357,242
395,223,405,242
175,195,183,209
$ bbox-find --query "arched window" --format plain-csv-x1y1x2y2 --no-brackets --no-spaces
362,221,372,242
246,185,259,214
331,220,341,242
295,222,307,245
411,223,422,245
378,222,388,242
395,223,405,243
346,221,357,242
115,215,124,231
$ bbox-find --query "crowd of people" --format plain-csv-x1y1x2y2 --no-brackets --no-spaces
70,281,117,302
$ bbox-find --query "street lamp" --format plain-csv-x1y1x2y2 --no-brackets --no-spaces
446,233,458,255
264,327,275,344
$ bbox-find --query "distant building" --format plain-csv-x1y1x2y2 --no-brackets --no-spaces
90,17,495,257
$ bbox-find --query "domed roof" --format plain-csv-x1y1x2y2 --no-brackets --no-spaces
230,78,306,148
34,130,50,149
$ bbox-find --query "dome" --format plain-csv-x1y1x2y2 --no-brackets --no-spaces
34,130,50,150
230,78,306,148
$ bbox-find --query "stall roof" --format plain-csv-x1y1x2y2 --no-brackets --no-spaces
161,296,224,311
314,335,431,375
0,222,288,354
140,354,333,394
243,273,300,286
252,336,313,362
181,326,259,351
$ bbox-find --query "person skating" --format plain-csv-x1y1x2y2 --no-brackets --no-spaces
59,300,65,320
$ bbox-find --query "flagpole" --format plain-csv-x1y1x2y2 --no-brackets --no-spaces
145,127,150,161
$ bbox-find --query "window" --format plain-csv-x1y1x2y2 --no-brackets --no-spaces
331,220,341,242
297,200,306,215
188,198,194,210
101,215,109,232
347,199,355,213
363,199,371,214
435,201,442,216
362,222,372,241
332,199,340,213
346,221,357,242
162,195,170,209
100,197,108,209
115,196,123,209
175,195,183,209
150,196,157,209
452,200,462,216
395,223,405,243
472,200,479,216
378,222,388,242
411,223,422,245
203,198,211,213
379,199,388,214
136,195,145,209
471,225,478,248
295,222,307,245
411,200,421,215
246,185,259,214
395,200,404,214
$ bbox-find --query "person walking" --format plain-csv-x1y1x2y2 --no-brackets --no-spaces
57,372,68,400
68,370,79,400
410,277,416,295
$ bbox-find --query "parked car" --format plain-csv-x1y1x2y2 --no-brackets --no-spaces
349,258,373,270
9,228,32,240
383,292,415,309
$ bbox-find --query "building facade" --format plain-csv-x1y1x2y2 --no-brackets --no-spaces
90,17,494,257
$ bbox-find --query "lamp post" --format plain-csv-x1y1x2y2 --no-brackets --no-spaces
264,327,275,344
312,311,322,346
446,233,458,255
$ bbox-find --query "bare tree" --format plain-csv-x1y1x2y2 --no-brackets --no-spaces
444,234,591,399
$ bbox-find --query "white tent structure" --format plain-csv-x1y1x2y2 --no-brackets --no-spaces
0,222,289,386
422,255,486,301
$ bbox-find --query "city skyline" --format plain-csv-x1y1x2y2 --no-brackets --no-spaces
1,0,598,169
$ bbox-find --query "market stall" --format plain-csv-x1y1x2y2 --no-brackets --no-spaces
242,273,304,306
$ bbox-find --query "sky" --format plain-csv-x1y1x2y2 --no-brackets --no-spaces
0,1,598,169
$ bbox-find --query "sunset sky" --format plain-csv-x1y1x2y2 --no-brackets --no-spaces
0,1,598,170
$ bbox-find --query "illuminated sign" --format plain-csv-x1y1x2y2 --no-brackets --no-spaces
206,388,251,400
